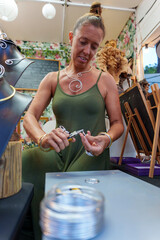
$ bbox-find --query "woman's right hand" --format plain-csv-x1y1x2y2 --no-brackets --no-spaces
40,127,75,152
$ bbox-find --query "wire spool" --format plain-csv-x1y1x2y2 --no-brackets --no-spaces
40,182,105,240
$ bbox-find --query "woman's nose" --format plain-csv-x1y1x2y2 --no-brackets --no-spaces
83,44,91,55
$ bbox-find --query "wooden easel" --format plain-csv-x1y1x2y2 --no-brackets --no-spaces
118,83,160,178
147,84,160,177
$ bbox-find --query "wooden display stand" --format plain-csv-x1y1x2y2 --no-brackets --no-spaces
118,83,160,178
0,141,22,198
147,84,160,177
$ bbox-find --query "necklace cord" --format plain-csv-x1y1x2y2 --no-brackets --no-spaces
0,85,16,102
65,66,92,93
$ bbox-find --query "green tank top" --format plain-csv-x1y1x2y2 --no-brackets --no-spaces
52,71,110,171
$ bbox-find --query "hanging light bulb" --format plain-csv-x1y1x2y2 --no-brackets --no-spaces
42,3,56,20
0,0,18,22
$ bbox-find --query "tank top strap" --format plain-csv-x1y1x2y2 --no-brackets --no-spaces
96,71,103,83
57,71,60,83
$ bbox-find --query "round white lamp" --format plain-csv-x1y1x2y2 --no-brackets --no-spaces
0,0,18,22
42,3,56,20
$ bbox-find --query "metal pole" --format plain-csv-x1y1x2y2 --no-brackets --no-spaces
17,0,136,12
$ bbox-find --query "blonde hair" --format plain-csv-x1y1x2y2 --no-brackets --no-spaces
73,2,105,39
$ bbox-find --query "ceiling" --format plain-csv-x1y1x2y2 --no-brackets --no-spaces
0,0,142,46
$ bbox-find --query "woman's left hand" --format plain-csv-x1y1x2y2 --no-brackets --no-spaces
79,131,110,156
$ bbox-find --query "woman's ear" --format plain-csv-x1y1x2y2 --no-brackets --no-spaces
69,31,73,45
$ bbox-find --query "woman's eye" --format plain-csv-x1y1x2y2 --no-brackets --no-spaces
91,45,97,50
80,41,86,45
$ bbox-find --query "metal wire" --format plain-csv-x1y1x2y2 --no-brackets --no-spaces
40,182,105,240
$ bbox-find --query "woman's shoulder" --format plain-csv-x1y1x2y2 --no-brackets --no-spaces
97,70,118,96
100,70,116,85
40,71,58,86
36,71,59,97
43,71,58,81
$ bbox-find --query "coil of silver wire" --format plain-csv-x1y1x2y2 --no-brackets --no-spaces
40,182,105,240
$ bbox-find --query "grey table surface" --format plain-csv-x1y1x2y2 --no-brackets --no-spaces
43,170,160,240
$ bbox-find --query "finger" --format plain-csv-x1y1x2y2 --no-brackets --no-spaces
79,133,87,146
69,137,76,143
47,132,66,150
54,128,70,138
85,134,98,146
80,134,94,152
80,133,103,155
87,130,91,135
41,134,61,152
53,129,70,147
48,140,61,152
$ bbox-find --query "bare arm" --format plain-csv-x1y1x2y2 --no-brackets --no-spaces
23,72,55,142
23,71,72,152
104,72,124,141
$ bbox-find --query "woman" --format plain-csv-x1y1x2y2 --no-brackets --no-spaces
22,12,124,239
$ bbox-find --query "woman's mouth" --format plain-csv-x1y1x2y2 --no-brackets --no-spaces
79,56,88,63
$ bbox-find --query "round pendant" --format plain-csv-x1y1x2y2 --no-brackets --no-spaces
69,79,82,93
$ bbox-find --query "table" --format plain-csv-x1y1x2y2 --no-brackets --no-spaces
44,170,160,240
0,182,34,240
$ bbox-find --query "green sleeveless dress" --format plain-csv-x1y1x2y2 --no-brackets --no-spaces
22,71,110,240
52,70,110,171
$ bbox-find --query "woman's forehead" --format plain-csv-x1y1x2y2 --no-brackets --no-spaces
75,24,104,40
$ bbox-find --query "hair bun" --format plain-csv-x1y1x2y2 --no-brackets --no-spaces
90,2,102,16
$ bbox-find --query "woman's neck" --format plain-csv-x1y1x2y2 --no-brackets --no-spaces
67,62,91,74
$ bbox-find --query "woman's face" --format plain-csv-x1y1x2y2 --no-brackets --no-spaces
70,24,104,69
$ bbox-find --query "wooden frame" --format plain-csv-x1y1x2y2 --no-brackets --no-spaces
17,116,49,142
16,88,37,92
118,83,160,178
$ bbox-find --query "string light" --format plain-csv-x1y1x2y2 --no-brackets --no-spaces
42,3,56,19
0,0,18,22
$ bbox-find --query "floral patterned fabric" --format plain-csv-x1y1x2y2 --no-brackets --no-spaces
15,40,71,69
117,13,136,60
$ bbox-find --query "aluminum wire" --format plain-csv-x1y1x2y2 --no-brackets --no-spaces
40,183,105,240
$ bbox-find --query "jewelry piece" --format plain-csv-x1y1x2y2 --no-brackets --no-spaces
0,33,17,49
38,133,51,152
65,66,92,93
59,125,69,134
0,64,5,78
0,33,8,49
0,85,16,103
85,150,94,157
5,56,25,66
99,132,113,148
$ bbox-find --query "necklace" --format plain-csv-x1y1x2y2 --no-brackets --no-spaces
65,66,92,93
0,85,16,103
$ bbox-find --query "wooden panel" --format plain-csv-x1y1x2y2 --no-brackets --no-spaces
0,141,22,199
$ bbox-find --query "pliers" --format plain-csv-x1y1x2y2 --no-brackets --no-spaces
68,129,85,141
50,128,85,150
